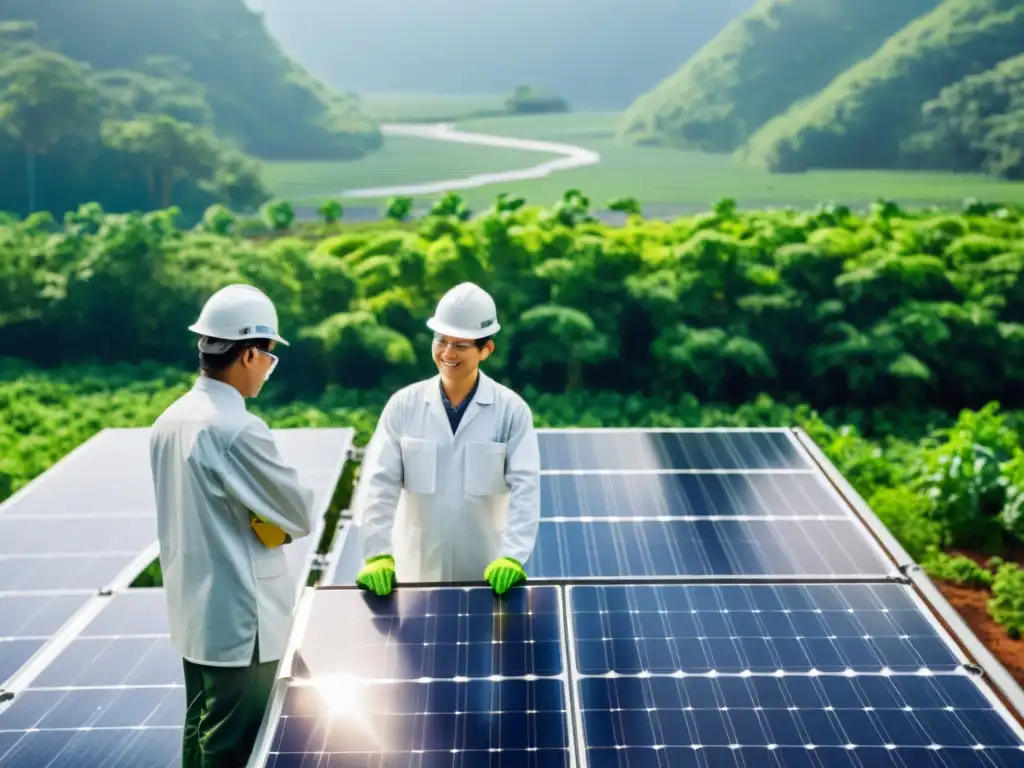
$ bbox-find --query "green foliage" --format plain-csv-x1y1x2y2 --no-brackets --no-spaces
742,0,1024,173
2,194,1024,412
505,85,570,116
989,562,1024,638
0,0,381,161
868,487,945,561
922,551,995,588
621,0,941,152
907,404,1024,549
0,24,270,219
903,53,1024,180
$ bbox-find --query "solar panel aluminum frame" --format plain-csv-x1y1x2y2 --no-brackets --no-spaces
790,426,1024,732
244,584,582,768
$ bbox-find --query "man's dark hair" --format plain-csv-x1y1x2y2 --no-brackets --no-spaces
199,337,272,374
475,336,493,350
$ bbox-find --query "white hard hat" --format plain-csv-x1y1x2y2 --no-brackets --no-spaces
188,284,289,352
426,282,500,340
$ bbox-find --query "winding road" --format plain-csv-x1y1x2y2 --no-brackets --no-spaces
340,122,601,199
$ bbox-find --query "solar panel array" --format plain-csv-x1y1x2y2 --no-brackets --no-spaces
267,428,1024,767
0,426,354,767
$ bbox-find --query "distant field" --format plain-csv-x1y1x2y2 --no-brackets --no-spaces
263,107,1024,209
356,92,506,122
263,134,547,203
449,113,1024,208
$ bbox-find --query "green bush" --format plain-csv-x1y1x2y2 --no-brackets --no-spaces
922,551,994,588
989,562,1024,638
2,194,1024,414
868,487,945,561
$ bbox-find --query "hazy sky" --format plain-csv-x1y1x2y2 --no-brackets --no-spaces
245,0,755,108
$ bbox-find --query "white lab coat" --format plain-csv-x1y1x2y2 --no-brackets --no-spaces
356,370,541,583
149,376,315,667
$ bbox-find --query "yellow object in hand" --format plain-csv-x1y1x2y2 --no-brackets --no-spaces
249,513,291,548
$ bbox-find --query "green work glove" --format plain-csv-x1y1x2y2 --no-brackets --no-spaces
484,557,526,595
356,555,396,596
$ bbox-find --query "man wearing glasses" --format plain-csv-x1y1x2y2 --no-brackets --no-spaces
149,283,315,767
354,282,541,598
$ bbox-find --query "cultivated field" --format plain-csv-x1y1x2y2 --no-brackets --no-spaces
262,104,1024,210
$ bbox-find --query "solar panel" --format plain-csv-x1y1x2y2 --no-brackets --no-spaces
539,429,812,471
326,517,894,585
0,516,156,556
567,584,1024,766
0,472,156,517
0,593,94,688
569,584,962,675
538,471,850,520
253,586,573,766
0,589,184,768
0,554,147,592
526,519,894,579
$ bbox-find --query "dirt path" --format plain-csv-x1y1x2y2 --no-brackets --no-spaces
341,122,601,198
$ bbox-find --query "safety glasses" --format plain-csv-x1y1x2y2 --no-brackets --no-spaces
257,349,279,380
432,334,476,352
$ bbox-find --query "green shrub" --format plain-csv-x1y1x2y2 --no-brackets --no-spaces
989,562,1024,638
868,487,945,561
922,551,994,588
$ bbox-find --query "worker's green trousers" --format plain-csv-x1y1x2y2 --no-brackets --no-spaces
180,640,279,768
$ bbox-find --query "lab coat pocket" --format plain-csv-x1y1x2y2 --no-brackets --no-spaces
253,548,288,579
465,442,508,496
400,437,437,495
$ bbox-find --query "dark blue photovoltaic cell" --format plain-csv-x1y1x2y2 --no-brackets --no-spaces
0,687,183,731
0,640,44,686
539,471,847,519
578,675,1024,768
79,589,170,636
0,727,181,768
31,636,182,688
539,430,811,471
570,584,959,674
262,586,572,767
0,589,185,768
266,680,570,768
293,587,564,681
527,519,891,578
0,593,92,637
328,518,891,584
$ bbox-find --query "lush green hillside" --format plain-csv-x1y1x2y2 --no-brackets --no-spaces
0,25,268,218
742,0,1024,173
902,53,1024,180
619,0,941,152
0,0,381,161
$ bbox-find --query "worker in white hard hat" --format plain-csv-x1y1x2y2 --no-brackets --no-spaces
353,282,541,596
148,283,315,768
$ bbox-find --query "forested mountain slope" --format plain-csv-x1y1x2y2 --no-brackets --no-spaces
741,0,1024,173
0,0,381,160
901,53,1024,180
619,0,941,152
